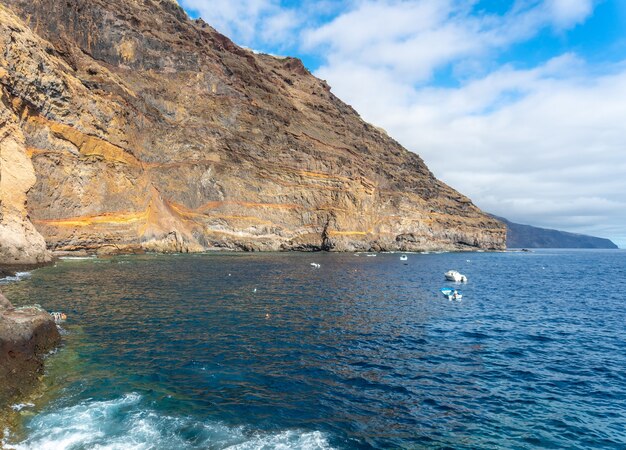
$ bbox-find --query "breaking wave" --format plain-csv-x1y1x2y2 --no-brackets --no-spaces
0,271,31,284
4,393,333,450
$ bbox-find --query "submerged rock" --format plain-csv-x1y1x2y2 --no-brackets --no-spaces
0,291,60,407
0,0,506,255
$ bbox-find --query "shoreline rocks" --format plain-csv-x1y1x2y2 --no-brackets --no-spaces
0,291,60,408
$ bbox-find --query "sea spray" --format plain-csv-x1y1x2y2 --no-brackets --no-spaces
5,393,333,450
0,272,31,285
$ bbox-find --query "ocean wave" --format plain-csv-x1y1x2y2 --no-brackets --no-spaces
58,256,97,260
4,393,333,450
0,271,31,284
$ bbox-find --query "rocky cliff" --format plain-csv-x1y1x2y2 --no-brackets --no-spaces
0,0,505,258
1,85,51,264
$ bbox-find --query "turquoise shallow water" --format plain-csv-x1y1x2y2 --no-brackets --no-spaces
1,250,626,449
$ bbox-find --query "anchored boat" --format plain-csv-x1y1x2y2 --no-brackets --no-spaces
440,287,462,301
444,270,467,283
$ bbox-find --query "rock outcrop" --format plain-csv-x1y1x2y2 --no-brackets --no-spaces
0,291,60,406
0,0,505,256
0,86,51,264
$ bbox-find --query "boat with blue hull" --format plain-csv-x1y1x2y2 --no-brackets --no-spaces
441,287,463,301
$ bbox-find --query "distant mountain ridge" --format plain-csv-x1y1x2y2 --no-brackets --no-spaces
492,216,618,249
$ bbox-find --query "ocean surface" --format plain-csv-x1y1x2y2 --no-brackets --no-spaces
1,250,625,449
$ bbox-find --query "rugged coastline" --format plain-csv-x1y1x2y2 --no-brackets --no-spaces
0,0,506,426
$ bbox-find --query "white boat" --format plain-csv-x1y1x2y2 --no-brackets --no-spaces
400,255,408,261
444,270,467,282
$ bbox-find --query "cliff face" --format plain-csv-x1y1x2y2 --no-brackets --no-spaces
0,87,50,264
0,0,505,256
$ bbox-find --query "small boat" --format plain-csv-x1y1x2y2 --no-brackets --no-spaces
440,288,462,301
444,270,467,282
400,255,408,261
310,263,320,268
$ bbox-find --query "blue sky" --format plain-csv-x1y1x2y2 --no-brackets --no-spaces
180,0,626,247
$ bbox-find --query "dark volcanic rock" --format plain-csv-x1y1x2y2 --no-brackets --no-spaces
0,291,60,407
493,216,618,249
0,0,506,256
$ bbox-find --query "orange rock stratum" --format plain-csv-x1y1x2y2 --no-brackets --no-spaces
0,0,505,261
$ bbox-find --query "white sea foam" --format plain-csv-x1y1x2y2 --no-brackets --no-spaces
0,271,31,284
58,256,97,260
5,393,334,450
10,403,34,412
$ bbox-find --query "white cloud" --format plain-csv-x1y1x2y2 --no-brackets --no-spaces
259,8,301,44
178,0,343,48
304,0,598,84
320,55,626,245
299,1,626,245
179,0,282,44
546,0,594,29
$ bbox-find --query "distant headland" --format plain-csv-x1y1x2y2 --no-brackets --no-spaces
492,215,618,249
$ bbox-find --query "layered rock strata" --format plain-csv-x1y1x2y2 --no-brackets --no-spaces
0,88,50,264
0,0,505,256
0,291,60,407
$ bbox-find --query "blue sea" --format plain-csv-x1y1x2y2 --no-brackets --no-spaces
1,250,625,449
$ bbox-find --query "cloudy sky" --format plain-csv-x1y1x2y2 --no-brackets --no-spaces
179,0,626,247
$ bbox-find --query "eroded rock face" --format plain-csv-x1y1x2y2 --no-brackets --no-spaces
0,86,51,264
0,291,60,406
0,0,506,254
